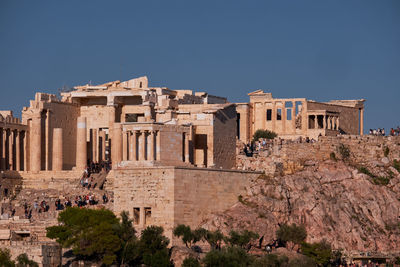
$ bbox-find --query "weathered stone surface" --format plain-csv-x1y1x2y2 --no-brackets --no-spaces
202,160,400,254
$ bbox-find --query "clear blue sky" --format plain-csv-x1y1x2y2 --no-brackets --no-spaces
0,0,399,132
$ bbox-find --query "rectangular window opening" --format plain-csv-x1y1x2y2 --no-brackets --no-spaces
266,109,272,121
277,109,282,120
144,207,152,225
133,208,140,225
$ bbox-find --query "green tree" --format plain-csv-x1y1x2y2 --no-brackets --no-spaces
0,249,15,267
226,230,259,251
300,240,332,267
137,226,173,267
113,211,138,266
203,229,225,251
16,253,38,267
173,224,201,248
182,256,201,267
203,246,254,267
251,253,289,267
46,207,121,265
253,129,277,142
276,223,307,250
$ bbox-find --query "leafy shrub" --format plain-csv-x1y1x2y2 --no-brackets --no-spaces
173,224,202,248
384,146,390,157
226,230,259,251
337,144,350,160
182,257,201,267
301,240,332,267
252,253,289,267
252,129,277,142
203,246,254,267
0,249,15,267
329,152,336,161
276,223,307,249
358,166,390,185
16,254,38,267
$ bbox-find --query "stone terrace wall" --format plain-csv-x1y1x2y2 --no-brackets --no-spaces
237,135,400,174
112,166,259,244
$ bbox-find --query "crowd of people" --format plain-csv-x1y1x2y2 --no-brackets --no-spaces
369,128,385,136
389,127,400,136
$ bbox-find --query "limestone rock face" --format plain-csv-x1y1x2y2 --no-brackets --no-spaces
202,161,400,253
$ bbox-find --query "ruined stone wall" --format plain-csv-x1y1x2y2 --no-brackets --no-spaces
307,101,360,135
213,105,237,169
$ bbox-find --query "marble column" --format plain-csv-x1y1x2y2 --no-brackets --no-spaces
184,132,190,163
148,131,154,161
98,130,106,162
76,117,87,170
139,131,146,161
111,123,122,165
30,114,41,172
131,131,137,161
323,115,326,129
8,130,13,170
52,128,63,171
122,130,128,161
15,131,20,171
156,130,161,161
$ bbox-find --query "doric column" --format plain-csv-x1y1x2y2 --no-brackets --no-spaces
184,132,190,163
15,131,20,171
92,129,98,163
98,130,106,162
8,130,13,170
23,130,28,171
30,114,41,172
52,128,63,171
111,123,122,165
139,131,146,161
156,130,161,161
360,108,364,135
76,117,87,170
149,131,154,161
45,110,50,171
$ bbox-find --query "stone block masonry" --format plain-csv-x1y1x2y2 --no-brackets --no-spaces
113,165,259,245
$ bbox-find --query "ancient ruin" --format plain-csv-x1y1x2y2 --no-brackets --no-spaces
237,90,365,141
2,75,394,266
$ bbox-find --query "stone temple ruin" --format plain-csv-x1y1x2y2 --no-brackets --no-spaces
0,76,365,265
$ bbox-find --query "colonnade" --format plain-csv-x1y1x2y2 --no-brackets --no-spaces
0,127,27,171
308,114,340,130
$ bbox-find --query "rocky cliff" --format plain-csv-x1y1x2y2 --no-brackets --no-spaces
203,137,400,255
